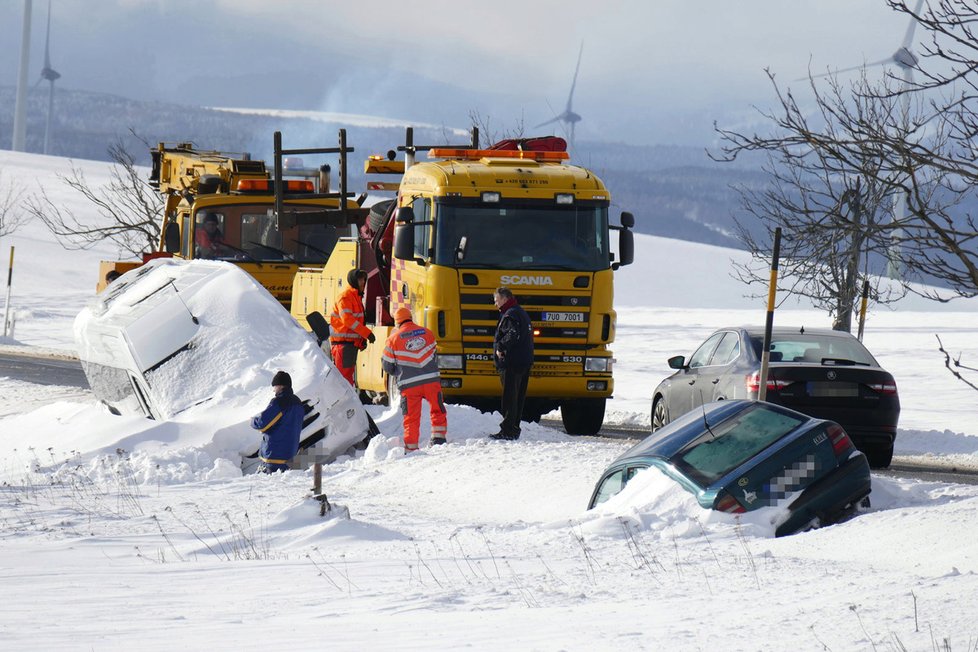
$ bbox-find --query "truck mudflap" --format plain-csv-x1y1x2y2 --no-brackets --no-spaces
75,258,375,470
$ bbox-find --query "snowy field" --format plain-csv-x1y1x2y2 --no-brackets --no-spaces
2,150,978,650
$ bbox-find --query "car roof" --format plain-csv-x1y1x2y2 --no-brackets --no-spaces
614,400,758,463
713,326,856,339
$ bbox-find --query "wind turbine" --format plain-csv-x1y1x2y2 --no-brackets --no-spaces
535,43,584,147
36,0,60,155
807,0,924,280
11,0,32,152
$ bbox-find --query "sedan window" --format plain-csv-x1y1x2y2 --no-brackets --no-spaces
592,470,625,506
751,334,877,365
689,333,724,369
675,405,807,485
710,332,741,366
592,465,649,507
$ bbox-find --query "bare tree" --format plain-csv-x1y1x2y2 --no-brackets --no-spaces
466,109,526,146
0,171,26,239
714,71,914,330
833,0,978,301
25,140,162,257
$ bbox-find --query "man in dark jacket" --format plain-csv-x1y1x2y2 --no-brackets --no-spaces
251,370,304,472
491,287,534,440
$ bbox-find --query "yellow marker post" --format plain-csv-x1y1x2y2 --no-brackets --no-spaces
2,246,14,338
857,279,869,341
758,229,781,402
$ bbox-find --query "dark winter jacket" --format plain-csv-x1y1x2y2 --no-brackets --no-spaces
493,299,534,370
251,388,304,465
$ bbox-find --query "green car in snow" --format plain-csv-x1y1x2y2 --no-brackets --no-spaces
588,400,871,536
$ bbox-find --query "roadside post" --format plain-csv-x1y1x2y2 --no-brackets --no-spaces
758,228,781,402
857,279,870,341
3,246,13,338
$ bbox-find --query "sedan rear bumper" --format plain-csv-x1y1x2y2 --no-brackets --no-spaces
775,453,872,537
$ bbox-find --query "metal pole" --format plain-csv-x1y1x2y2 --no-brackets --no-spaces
758,228,781,402
3,246,15,338
12,0,32,152
857,279,870,341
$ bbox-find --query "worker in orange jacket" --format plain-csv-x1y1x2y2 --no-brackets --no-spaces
329,269,375,386
381,306,448,452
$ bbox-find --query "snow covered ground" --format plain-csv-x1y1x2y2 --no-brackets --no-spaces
2,150,978,650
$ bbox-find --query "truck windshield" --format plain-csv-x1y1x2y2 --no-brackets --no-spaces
432,201,610,270
191,204,343,264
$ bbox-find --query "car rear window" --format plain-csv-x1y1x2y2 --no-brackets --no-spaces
750,333,877,365
675,404,807,485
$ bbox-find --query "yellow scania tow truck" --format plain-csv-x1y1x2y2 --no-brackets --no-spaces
99,131,367,309
291,130,634,435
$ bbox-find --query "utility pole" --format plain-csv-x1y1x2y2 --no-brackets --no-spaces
12,0,33,152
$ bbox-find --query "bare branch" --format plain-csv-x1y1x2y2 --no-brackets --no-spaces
936,334,978,391
0,171,27,238
25,139,162,258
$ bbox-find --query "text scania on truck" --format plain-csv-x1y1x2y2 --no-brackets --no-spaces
292,131,635,435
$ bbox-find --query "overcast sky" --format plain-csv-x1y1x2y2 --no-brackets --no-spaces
1,0,924,145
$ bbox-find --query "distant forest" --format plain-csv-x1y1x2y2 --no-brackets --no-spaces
0,86,764,250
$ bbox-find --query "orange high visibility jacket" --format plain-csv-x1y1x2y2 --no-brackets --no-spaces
381,320,440,390
329,285,371,346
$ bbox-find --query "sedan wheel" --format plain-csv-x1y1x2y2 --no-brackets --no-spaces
651,397,667,432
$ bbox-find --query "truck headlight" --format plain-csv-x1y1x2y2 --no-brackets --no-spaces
437,354,464,370
584,356,612,372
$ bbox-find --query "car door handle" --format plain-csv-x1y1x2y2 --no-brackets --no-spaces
712,378,720,385
688,380,695,385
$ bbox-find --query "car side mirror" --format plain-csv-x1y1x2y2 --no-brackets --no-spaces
668,355,686,370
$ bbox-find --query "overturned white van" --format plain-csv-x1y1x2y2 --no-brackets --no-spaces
74,258,376,471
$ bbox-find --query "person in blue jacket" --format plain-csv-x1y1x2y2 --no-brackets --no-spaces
490,287,534,440
251,370,304,472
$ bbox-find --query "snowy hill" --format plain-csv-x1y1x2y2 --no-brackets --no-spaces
2,148,978,650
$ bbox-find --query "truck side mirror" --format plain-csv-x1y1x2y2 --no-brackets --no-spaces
164,222,180,254
393,206,416,261
620,211,635,229
617,228,634,267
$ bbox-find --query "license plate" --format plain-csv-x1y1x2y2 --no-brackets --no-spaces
807,382,858,397
543,311,584,322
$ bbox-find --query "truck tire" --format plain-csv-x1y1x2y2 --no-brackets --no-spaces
368,200,394,234
560,398,605,436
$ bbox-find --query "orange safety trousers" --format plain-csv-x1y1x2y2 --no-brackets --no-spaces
331,343,357,387
400,381,448,450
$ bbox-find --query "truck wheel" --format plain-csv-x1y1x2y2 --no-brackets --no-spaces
560,398,605,436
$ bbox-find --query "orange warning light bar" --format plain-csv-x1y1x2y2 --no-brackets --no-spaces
427,148,569,162
236,179,314,192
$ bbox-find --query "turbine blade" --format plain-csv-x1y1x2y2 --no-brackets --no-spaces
535,116,561,129
902,0,924,49
805,57,893,81
44,0,53,68
565,41,583,113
